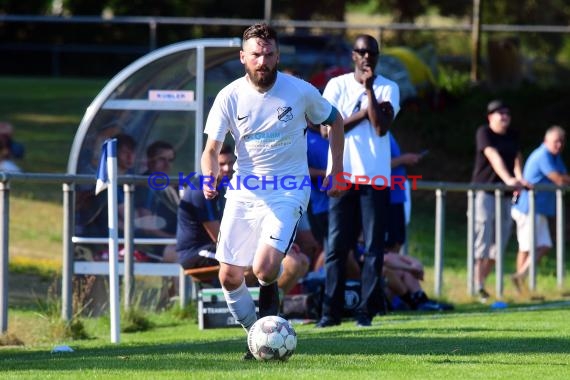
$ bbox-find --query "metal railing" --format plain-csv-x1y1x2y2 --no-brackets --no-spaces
3,14,570,34
2,14,570,64
419,181,568,299
0,172,567,332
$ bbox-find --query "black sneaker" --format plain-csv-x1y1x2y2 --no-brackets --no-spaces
355,314,372,327
315,317,341,328
242,346,255,360
436,301,454,311
417,300,448,311
478,288,490,304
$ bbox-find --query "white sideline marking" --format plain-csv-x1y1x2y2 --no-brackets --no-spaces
511,300,570,311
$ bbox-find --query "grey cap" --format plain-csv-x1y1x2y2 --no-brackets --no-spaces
487,100,509,115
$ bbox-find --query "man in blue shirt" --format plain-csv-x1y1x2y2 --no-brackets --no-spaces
386,133,424,254
176,145,235,271
511,126,570,291
306,124,330,256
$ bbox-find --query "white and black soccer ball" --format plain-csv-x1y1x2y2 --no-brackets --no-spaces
247,315,297,361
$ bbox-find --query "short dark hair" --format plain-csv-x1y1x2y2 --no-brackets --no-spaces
146,140,174,159
242,23,278,48
353,34,379,53
220,143,234,156
114,133,136,151
0,134,9,159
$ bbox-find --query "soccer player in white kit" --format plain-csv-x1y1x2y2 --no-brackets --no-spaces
201,23,345,359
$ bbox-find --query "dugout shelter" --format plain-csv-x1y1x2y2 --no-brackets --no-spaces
67,38,243,177
62,38,243,318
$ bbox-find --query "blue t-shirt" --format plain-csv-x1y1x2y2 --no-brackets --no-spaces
176,185,224,254
389,133,407,204
307,128,329,215
514,144,567,216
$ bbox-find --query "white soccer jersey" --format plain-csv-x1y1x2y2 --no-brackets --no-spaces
323,72,400,185
205,72,333,201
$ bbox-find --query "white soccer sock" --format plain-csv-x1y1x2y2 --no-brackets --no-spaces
222,280,257,331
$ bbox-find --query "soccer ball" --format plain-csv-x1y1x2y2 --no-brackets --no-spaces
247,315,297,361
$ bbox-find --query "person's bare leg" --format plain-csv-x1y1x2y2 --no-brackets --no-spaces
513,246,550,280
346,249,362,280
278,248,309,295
475,259,485,290
516,251,528,274
294,230,319,265
401,271,422,293
483,259,494,280
475,258,494,300
511,250,528,293
384,268,407,296
384,268,420,309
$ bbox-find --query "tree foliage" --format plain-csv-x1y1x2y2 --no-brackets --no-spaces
0,0,52,14
345,0,570,60
347,0,570,26
62,0,106,15
106,0,199,17
274,0,346,21
4,0,569,28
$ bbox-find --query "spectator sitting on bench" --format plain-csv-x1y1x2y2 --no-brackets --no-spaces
383,252,453,311
176,144,309,293
0,121,25,160
135,140,179,263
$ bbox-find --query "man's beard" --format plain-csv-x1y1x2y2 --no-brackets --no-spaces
246,65,278,89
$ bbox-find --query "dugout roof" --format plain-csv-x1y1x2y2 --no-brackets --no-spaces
67,38,242,175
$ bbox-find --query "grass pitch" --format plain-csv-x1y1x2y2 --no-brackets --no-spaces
1,76,570,379
2,304,570,379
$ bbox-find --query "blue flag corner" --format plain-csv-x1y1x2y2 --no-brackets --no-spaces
95,138,117,195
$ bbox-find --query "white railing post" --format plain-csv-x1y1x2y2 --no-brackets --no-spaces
0,181,9,333
467,189,475,295
123,183,135,310
528,189,537,291
494,189,504,299
556,189,565,288
434,188,445,297
61,182,75,321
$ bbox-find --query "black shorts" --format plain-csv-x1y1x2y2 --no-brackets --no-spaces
307,209,328,245
178,244,219,270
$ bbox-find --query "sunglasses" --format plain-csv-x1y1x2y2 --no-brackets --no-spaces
353,48,379,57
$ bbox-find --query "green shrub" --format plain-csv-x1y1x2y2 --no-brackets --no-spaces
437,65,472,97
122,307,154,333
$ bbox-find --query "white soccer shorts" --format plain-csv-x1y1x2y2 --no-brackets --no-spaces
511,207,552,252
216,197,305,267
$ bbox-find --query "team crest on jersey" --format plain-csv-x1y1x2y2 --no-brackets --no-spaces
277,106,293,122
